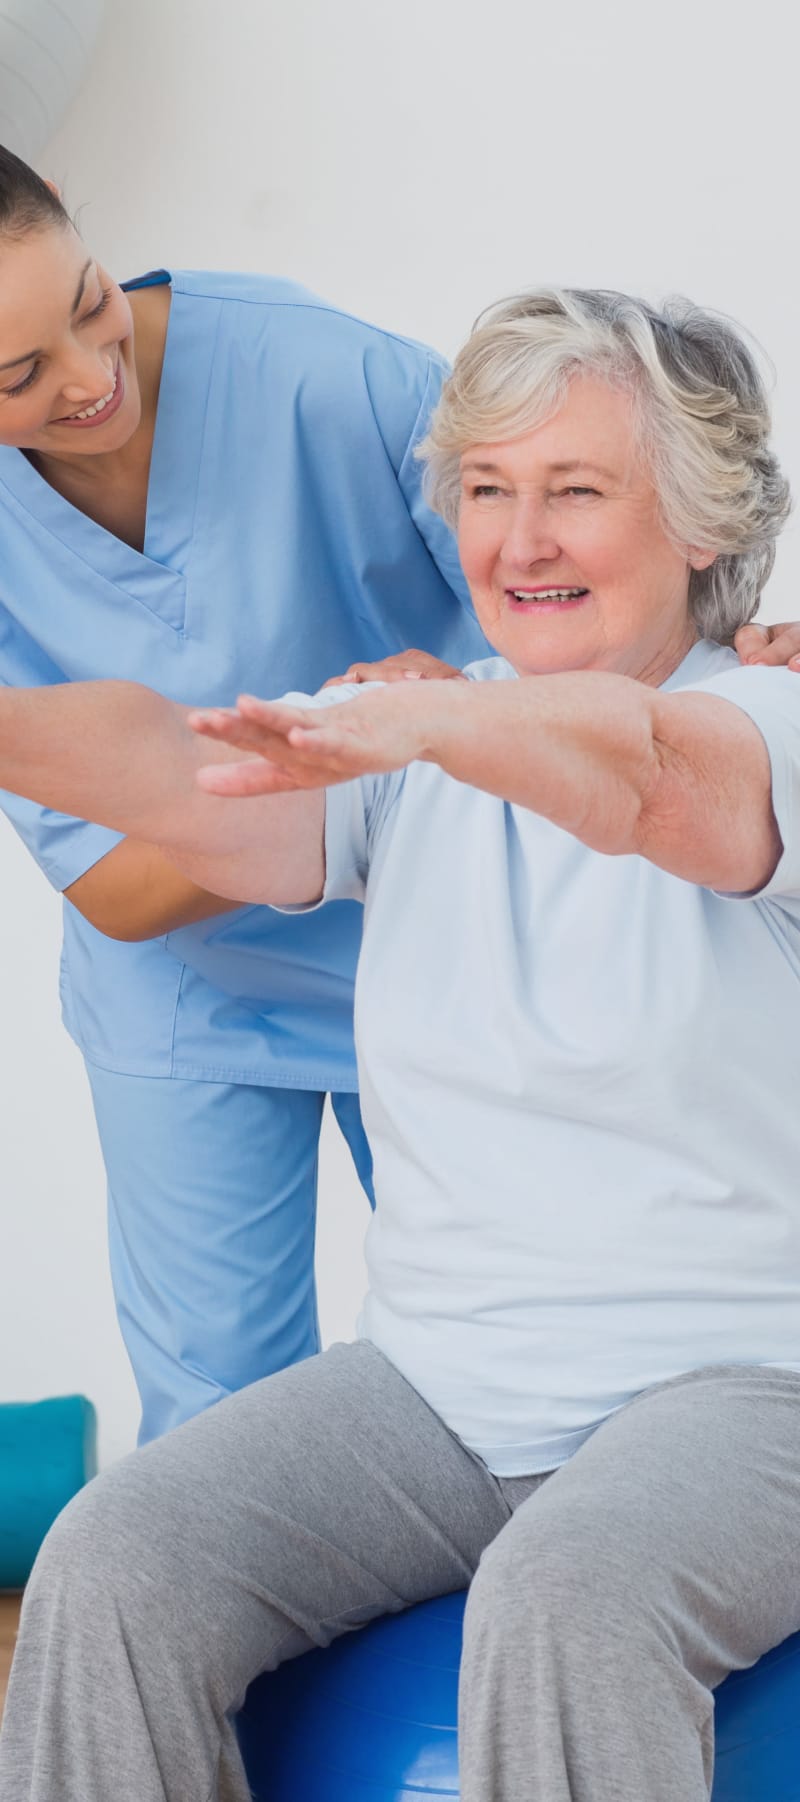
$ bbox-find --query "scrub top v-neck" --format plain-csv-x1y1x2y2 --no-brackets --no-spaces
0,270,191,629
0,269,488,1089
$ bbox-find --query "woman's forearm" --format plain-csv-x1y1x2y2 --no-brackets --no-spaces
423,674,779,890
423,673,657,852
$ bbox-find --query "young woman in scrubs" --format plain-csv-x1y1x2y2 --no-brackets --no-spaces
0,146,493,1441
0,148,797,1443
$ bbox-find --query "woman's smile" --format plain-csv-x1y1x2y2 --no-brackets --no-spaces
506,584,590,613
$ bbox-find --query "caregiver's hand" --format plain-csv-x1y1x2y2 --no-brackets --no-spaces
322,649,467,686
734,620,800,668
188,683,451,797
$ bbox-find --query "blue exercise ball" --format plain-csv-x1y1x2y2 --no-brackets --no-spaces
239,1590,800,1801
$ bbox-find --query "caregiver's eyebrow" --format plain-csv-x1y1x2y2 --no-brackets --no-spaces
0,260,94,372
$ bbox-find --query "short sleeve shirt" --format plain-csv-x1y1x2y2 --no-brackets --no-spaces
313,642,800,1474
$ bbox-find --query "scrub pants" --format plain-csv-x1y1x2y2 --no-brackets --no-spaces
3,1350,800,1802
85,1064,374,1443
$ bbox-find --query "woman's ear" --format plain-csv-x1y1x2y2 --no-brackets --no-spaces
688,546,717,572
43,179,62,202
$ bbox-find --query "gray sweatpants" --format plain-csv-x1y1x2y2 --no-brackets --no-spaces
2,1344,800,1802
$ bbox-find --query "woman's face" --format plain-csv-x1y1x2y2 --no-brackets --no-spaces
457,374,714,685
0,222,139,456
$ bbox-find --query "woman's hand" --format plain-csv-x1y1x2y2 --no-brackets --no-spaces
322,649,467,687
189,684,452,797
734,620,800,668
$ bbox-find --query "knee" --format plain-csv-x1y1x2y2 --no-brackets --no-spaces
467,1492,662,1663
26,1454,168,1623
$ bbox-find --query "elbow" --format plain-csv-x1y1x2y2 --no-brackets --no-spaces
67,896,169,942
97,917,164,944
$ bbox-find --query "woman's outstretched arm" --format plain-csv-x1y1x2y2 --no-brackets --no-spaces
189,673,782,896
0,680,325,906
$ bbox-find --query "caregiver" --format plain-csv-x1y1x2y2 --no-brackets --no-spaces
0,143,492,1442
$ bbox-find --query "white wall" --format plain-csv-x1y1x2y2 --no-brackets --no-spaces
2,0,799,1465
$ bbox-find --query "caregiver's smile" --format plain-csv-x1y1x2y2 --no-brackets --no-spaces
52,359,125,429
457,372,714,687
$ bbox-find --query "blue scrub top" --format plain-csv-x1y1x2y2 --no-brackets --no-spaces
0,270,488,1089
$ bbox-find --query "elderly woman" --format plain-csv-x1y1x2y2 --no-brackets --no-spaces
1,288,800,1802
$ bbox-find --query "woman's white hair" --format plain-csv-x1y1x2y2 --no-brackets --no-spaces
419,289,791,641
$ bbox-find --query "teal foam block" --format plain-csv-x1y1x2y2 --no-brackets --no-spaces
0,1396,97,1589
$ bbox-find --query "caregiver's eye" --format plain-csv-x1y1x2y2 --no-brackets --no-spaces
4,363,40,398
82,288,113,323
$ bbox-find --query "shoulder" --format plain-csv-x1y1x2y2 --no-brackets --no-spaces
677,662,800,735
168,269,443,363
660,639,800,750
168,270,447,449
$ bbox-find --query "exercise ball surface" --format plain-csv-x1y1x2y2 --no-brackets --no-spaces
0,1394,97,1589
240,1590,800,1802
240,1592,463,1800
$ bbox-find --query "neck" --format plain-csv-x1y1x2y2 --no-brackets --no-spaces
632,618,700,688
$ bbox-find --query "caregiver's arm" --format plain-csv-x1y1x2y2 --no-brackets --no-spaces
65,842,241,942
0,681,325,906
189,675,780,894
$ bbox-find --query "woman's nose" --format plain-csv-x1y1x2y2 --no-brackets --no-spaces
503,501,560,568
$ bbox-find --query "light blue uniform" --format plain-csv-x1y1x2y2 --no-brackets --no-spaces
0,269,488,1439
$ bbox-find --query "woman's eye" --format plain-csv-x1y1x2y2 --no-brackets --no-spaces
471,484,503,499
4,363,39,398
560,486,599,498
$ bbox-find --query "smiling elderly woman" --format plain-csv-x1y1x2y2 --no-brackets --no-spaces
1,289,800,1802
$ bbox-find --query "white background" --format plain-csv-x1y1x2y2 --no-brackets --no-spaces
1,0,798,1465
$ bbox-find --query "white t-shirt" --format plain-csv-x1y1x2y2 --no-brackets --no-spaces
308,641,800,1475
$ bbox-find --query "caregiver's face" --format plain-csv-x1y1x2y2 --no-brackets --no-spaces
458,374,712,685
0,222,139,455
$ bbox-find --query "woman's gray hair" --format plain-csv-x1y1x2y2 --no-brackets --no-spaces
419,290,791,641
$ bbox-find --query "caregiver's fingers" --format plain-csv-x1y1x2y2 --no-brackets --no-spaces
734,621,800,668
322,650,467,687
